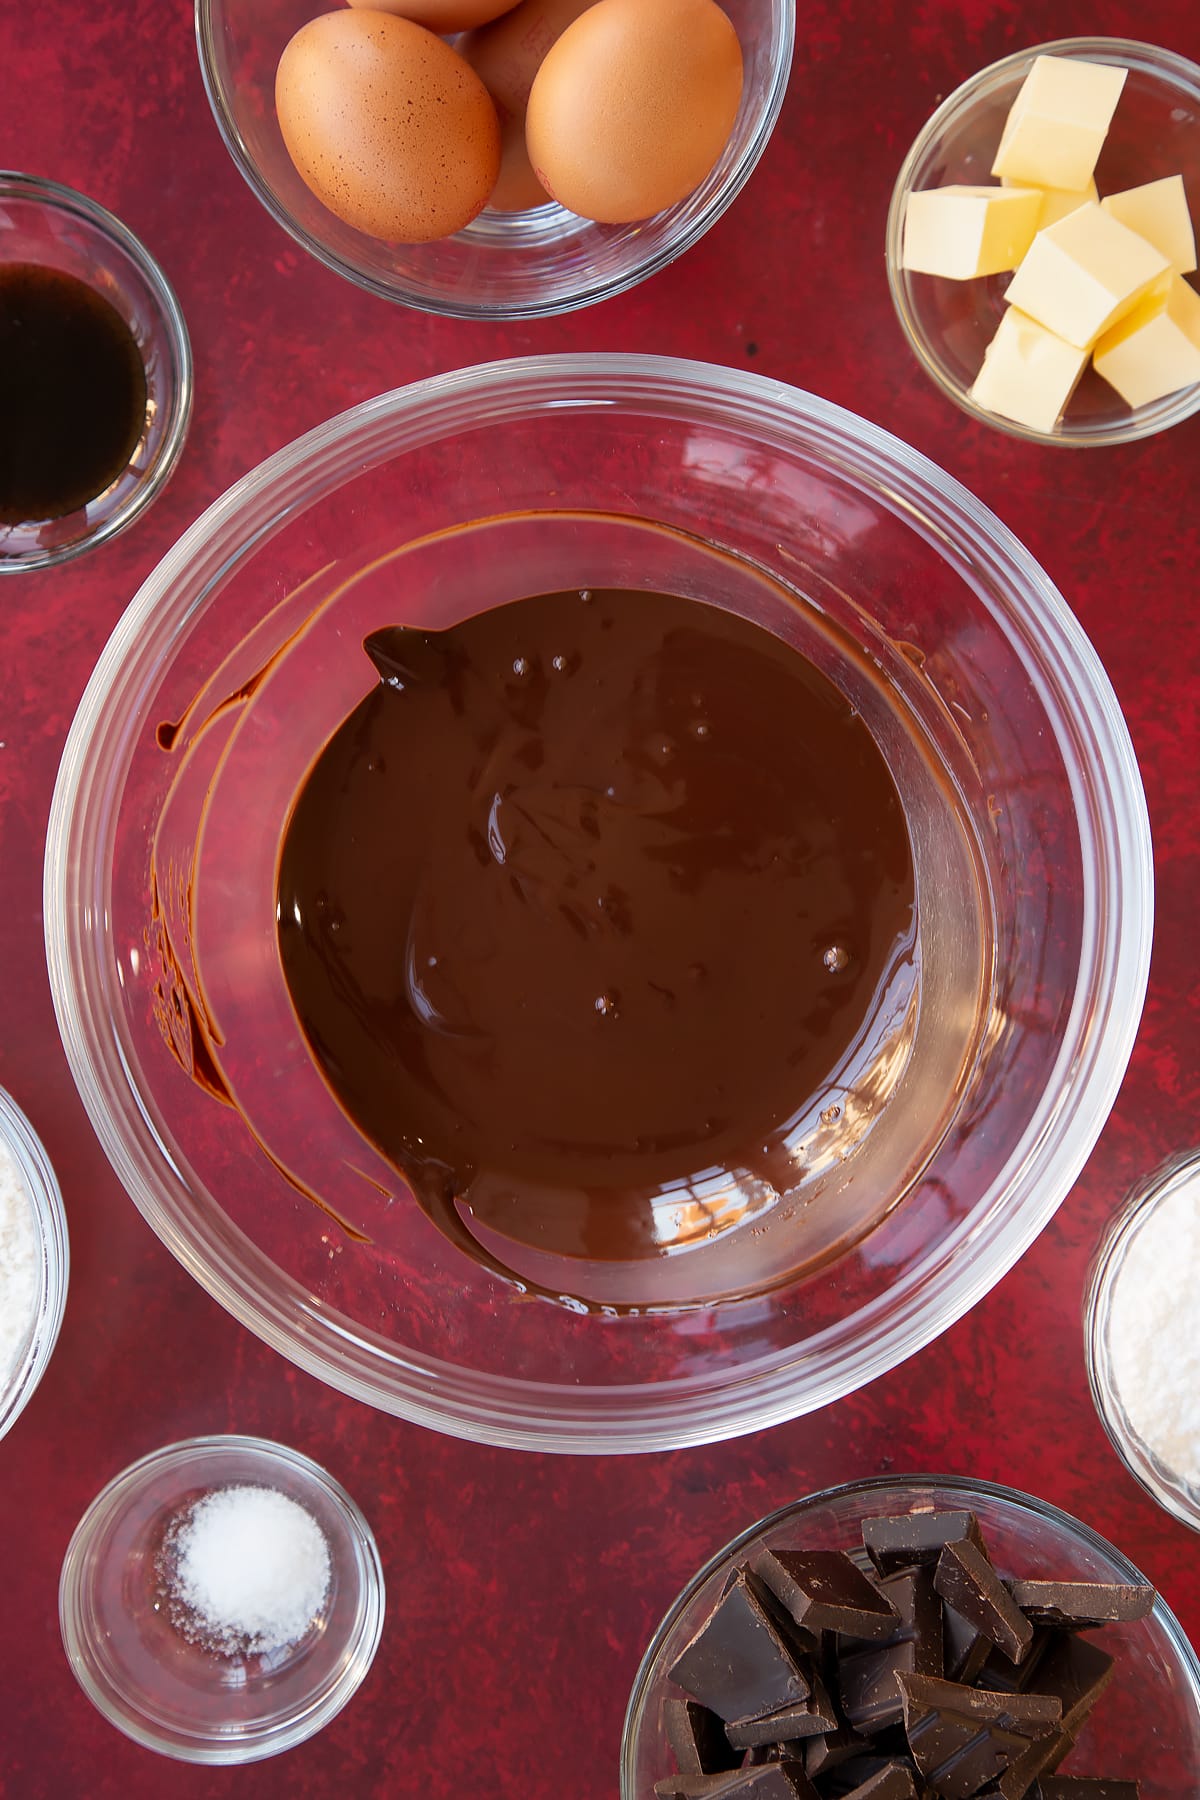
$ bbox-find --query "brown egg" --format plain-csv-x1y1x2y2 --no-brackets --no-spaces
458,0,596,212
525,0,744,224
275,10,501,242
346,0,519,30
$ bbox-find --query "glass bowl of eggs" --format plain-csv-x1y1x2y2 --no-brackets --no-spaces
195,0,794,319
885,37,1200,445
44,352,1150,1452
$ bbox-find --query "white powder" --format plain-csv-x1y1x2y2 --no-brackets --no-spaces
0,1133,39,1388
1108,1172,1200,1488
166,1483,332,1656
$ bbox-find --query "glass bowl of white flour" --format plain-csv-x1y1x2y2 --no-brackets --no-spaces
1086,1147,1200,1532
0,1085,69,1441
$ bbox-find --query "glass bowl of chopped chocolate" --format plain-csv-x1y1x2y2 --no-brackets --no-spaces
195,0,794,320
0,1085,69,1442
44,353,1150,1450
0,172,192,570
622,1474,1200,1799
885,38,1200,445
58,1434,385,1763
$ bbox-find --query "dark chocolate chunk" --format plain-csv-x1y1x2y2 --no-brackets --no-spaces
704,1764,818,1799
751,1549,899,1641
838,1566,943,1733
984,1723,1074,1799
862,1511,984,1574
1029,1632,1114,1737
839,1765,919,1800
665,1697,738,1775
654,1774,748,1799
669,1570,812,1723
725,1683,838,1749
1032,1781,1140,1798
803,1714,875,1782
975,1627,1052,1696
897,1671,1061,1800
1007,1581,1155,1630
935,1539,1035,1664
943,1601,991,1687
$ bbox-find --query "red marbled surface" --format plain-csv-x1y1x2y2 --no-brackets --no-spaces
2,2,1199,1795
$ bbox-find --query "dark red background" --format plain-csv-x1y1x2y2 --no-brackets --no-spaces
2,2,1198,1795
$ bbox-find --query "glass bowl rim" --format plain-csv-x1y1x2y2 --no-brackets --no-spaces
884,35,1200,448
57,1431,386,1764
0,169,194,571
193,0,796,320
0,1084,69,1442
43,352,1152,1453
619,1470,1200,1794
1085,1146,1200,1534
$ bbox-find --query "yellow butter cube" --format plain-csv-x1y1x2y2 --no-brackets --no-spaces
1001,174,1097,230
992,54,1126,192
1100,175,1197,275
1093,274,1200,407
1004,201,1170,348
970,306,1090,432
902,184,1043,278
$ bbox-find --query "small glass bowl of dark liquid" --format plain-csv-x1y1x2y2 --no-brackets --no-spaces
0,172,191,572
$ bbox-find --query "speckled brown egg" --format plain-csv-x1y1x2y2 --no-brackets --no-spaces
459,0,595,213
524,0,744,224
275,10,501,243
347,0,520,29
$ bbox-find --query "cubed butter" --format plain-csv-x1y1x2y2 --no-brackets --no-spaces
902,184,1043,278
1093,273,1200,407
970,306,1090,432
992,54,1126,192
1001,174,1097,230
1100,175,1197,275
1004,201,1170,347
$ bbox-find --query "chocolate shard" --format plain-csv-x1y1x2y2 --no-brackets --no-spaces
862,1511,984,1575
1028,1631,1114,1737
669,1570,813,1723
839,1764,920,1800
935,1538,1035,1664
665,1697,739,1775
694,1763,819,1799
943,1601,991,1687
838,1566,944,1734
751,1548,899,1641
1032,1780,1141,1798
975,1627,1052,1696
1007,1580,1155,1630
654,1773,748,1799
983,1723,1074,1800
802,1712,875,1782
725,1680,838,1749
896,1671,1061,1800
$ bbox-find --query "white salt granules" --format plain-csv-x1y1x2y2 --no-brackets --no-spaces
0,1132,39,1387
1108,1173,1200,1488
166,1484,332,1655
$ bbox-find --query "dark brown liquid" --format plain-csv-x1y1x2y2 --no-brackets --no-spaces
0,263,147,525
277,587,916,1270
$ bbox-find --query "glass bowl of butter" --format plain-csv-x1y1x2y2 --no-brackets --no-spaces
44,354,1151,1452
886,37,1200,446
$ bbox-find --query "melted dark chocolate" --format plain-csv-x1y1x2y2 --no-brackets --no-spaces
276,586,915,1271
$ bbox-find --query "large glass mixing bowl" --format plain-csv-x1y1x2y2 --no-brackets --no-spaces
44,354,1151,1452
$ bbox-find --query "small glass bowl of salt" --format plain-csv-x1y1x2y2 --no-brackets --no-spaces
0,1085,69,1441
1086,1147,1200,1533
59,1435,385,1761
